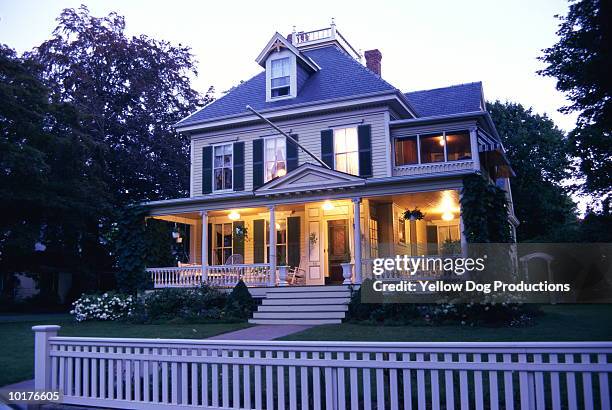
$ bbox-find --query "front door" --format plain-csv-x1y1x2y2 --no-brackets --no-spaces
327,219,349,284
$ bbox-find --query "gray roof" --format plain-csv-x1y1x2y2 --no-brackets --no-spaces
404,82,484,117
176,46,398,127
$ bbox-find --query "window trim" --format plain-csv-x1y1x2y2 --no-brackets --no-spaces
212,142,233,192
332,126,360,176
263,136,287,183
265,218,288,264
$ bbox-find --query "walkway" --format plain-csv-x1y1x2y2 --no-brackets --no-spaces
207,324,312,340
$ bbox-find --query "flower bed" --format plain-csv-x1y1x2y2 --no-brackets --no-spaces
70,292,135,322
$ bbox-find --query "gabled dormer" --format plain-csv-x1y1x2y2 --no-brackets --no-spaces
256,33,319,102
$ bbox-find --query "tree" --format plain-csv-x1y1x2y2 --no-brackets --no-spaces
28,6,213,205
487,101,576,241
0,44,110,299
538,0,611,203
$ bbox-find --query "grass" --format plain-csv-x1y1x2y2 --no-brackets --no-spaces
282,304,612,342
0,314,250,387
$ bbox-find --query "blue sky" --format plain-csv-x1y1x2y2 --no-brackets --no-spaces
0,0,576,131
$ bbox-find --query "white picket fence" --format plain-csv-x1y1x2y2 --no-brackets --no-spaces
33,326,611,410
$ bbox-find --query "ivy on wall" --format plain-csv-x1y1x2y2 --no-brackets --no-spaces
114,206,150,294
460,174,513,243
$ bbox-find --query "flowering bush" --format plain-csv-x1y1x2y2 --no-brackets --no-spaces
70,292,135,322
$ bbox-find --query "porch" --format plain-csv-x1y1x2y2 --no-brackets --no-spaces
145,189,465,290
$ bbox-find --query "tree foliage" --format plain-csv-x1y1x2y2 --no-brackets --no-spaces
28,5,213,204
487,101,576,241
0,44,111,298
538,0,611,202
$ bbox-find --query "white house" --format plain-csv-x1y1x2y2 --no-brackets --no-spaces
142,23,517,324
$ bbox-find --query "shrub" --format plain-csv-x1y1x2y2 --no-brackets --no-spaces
140,284,228,322
70,292,135,322
224,280,256,319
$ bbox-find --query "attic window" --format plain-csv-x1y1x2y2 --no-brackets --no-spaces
270,57,291,98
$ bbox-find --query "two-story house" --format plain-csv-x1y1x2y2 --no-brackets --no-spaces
143,23,516,323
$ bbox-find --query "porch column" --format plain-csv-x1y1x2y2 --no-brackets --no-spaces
458,194,468,256
201,210,208,283
352,197,363,284
268,205,276,286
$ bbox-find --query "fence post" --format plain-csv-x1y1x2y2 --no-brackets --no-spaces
32,325,60,390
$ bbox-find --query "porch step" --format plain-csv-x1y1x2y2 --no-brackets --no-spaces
247,318,342,325
249,285,352,325
258,304,348,312
253,311,346,320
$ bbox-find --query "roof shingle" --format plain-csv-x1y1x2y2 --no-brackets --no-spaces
403,82,484,117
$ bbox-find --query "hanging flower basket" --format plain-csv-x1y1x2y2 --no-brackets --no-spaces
403,208,425,221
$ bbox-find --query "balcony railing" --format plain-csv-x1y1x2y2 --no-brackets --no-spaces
393,160,474,177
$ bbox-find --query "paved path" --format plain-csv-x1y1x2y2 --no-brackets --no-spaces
207,324,312,340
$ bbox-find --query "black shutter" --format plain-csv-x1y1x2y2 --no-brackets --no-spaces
202,146,213,194
358,124,373,177
253,139,264,189
287,216,301,268
287,134,299,172
321,129,334,169
233,142,245,191
232,221,245,258
207,223,213,265
253,219,265,263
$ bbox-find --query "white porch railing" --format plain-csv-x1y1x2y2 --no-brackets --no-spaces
206,264,271,288
148,266,201,288
32,326,612,410
362,255,462,281
147,264,271,289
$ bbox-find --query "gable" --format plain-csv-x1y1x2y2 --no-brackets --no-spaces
254,162,365,196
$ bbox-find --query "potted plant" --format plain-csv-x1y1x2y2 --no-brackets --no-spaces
341,251,353,284
403,207,425,221
232,225,249,242
309,232,318,247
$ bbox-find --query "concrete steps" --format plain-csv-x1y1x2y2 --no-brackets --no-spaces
248,285,352,325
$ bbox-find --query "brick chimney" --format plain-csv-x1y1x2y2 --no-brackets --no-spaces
364,49,382,76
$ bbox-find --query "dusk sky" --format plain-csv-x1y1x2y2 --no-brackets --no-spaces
1,0,577,131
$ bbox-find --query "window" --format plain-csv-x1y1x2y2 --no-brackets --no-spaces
420,133,445,163
264,137,286,182
213,223,233,265
446,131,472,161
333,127,359,175
395,136,418,165
213,144,232,191
266,219,287,264
398,218,406,244
369,218,379,258
270,58,290,98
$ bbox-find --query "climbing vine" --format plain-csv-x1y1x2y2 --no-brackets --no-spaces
114,205,150,294
460,174,512,243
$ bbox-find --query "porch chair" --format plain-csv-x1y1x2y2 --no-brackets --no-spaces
287,257,307,285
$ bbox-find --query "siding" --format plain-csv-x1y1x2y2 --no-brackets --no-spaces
190,107,390,197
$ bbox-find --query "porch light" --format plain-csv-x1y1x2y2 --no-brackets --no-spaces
275,222,281,230
228,211,240,221
439,136,445,146
442,211,454,221
322,200,335,211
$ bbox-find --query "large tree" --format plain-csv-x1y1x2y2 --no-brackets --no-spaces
538,0,611,204
0,44,110,297
29,6,213,205
487,101,577,241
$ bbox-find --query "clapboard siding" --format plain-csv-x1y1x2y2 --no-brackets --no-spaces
190,108,390,196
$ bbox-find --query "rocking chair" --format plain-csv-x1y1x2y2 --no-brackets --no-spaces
287,257,307,285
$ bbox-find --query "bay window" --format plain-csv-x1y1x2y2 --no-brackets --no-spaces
333,127,359,175
213,144,233,191
264,137,286,182
394,130,473,166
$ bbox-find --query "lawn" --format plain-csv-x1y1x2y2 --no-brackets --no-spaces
282,304,612,342
0,314,250,387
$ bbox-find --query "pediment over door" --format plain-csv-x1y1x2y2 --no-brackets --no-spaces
254,162,365,196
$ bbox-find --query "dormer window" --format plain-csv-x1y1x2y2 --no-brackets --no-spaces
270,57,291,97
